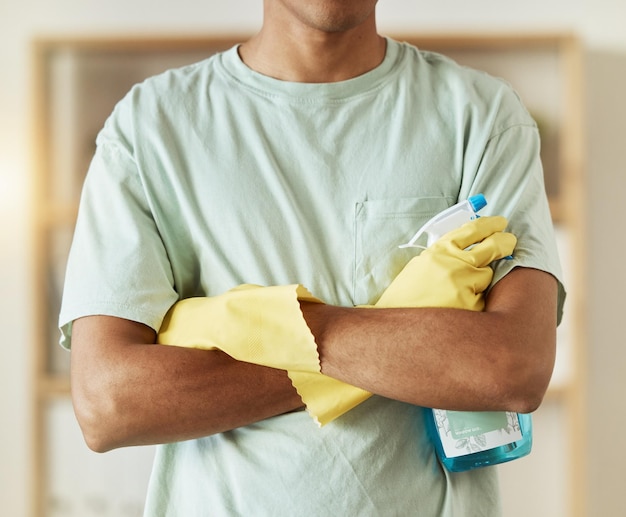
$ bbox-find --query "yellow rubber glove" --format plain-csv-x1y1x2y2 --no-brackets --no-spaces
157,216,515,427
295,216,515,424
158,284,323,372
374,216,516,310
157,283,370,426
288,371,372,426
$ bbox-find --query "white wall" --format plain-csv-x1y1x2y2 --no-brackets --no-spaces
2,1,626,516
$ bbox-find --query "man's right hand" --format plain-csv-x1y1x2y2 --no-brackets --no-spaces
374,216,516,311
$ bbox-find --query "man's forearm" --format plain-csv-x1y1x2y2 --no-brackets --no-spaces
71,268,556,451
71,316,303,452
302,267,558,414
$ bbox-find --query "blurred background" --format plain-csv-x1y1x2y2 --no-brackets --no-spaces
1,1,625,516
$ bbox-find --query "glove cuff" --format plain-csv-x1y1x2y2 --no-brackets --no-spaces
157,284,324,372
288,371,372,427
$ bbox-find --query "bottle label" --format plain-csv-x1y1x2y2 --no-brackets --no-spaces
433,410,523,458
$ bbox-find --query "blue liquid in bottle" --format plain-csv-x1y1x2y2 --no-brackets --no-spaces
424,408,533,472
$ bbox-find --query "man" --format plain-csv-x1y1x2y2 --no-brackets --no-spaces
61,1,564,515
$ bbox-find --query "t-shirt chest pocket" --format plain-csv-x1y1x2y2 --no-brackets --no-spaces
353,196,453,306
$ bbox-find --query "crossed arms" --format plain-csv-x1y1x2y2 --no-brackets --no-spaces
70,266,557,452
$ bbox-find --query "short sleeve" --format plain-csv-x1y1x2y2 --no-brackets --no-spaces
462,120,566,324
58,140,178,349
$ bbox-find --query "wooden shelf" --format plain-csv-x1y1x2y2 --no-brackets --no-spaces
37,376,71,398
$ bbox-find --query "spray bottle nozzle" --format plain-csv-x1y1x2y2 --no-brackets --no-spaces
399,194,487,249
467,193,487,213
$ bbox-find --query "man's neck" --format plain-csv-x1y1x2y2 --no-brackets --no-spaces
238,8,386,83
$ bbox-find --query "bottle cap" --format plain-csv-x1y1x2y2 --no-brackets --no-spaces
468,193,487,213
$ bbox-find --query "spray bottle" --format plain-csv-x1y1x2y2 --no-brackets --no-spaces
400,194,532,472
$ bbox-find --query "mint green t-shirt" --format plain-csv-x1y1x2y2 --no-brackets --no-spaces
60,38,564,516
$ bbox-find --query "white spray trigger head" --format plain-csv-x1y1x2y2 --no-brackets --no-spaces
398,194,487,249
398,220,431,249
